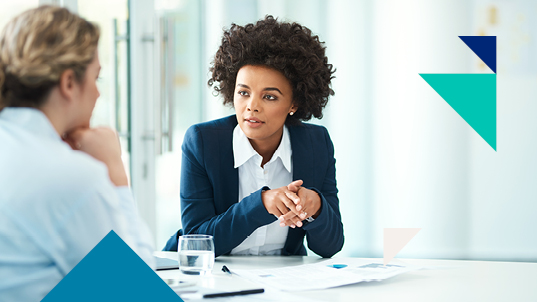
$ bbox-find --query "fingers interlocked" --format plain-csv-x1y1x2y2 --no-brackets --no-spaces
261,179,307,228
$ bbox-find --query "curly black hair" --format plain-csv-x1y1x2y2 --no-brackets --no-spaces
208,15,335,124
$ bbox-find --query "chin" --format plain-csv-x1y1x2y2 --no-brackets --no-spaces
239,128,261,140
240,127,255,137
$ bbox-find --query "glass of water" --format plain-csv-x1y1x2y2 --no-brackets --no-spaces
178,235,215,275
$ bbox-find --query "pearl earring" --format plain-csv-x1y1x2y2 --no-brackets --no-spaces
290,112,294,116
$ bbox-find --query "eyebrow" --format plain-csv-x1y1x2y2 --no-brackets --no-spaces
236,84,284,95
263,87,283,95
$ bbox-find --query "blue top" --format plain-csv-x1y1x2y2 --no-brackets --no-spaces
0,108,155,301
169,115,344,257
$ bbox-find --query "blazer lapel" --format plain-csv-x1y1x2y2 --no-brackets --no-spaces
216,117,239,212
283,124,317,255
289,124,316,187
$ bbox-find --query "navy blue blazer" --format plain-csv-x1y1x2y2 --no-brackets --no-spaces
165,115,344,257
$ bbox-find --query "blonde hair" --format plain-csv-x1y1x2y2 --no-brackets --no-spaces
0,5,100,110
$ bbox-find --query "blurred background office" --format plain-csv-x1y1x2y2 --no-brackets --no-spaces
2,0,535,262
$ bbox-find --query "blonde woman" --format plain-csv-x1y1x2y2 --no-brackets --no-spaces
0,6,154,300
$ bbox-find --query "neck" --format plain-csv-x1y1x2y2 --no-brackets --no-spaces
248,128,284,168
40,107,67,136
39,92,70,136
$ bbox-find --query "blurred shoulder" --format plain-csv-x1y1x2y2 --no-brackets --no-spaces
0,135,113,211
58,148,110,186
33,137,110,193
38,142,111,197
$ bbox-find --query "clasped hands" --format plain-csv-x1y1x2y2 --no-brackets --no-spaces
261,180,321,228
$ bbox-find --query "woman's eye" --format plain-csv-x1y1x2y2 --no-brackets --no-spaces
238,91,249,96
264,94,277,100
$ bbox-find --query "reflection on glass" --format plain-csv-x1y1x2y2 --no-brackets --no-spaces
78,0,131,181
155,0,203,249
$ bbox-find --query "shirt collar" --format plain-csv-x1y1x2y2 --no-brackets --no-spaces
233,124,292,172
0,107,62,142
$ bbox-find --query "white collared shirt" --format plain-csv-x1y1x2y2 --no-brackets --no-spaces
230,124,291,255
0,108,155,301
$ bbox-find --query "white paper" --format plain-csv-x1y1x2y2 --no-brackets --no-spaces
232,258,421,291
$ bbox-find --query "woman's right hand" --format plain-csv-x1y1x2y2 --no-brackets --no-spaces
63,127,129,187
261,180,305,228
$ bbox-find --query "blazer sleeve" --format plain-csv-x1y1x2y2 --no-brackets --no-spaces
180,125,277,257
301,127,344,258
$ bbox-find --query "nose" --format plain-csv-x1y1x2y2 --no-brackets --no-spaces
246,95,261,112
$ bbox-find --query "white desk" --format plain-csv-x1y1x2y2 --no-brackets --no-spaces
155,252,537,302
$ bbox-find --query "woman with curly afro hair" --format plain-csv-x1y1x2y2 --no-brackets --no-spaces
165,16,344,258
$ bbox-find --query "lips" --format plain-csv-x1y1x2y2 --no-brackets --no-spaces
245,117,263,123
244,117,264,128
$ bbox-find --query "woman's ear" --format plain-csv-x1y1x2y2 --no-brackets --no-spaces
290,104,298,115
58,69,76,102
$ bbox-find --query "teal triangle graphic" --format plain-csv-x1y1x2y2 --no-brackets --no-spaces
419,73,497,150
42,231,183,302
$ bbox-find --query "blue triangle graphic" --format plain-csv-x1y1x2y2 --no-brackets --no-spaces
42,231,183,302
459,36,497,73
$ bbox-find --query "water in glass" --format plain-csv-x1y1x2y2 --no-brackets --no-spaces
178,235,214,275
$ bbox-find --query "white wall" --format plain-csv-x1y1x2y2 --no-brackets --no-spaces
324,0,372,257
467,0,537,261
369,0,472,259
468,74,537,261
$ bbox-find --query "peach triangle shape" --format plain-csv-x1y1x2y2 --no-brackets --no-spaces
383,228,421,265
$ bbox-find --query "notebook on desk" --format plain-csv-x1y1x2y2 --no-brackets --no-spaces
155,256,179,270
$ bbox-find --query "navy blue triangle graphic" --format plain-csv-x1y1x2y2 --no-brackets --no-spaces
41,231,183,302
459,36,497,73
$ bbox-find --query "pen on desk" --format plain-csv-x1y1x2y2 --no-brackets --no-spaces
221,265,232,275
203,288,264,299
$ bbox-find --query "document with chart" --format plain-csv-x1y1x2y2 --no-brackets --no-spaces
233,258,421,291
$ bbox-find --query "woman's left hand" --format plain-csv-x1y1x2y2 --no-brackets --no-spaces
280,186,322,227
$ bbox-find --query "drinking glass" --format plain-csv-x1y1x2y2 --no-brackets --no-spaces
178,235,215,275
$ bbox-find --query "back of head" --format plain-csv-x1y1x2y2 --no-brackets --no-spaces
0,5,100,111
